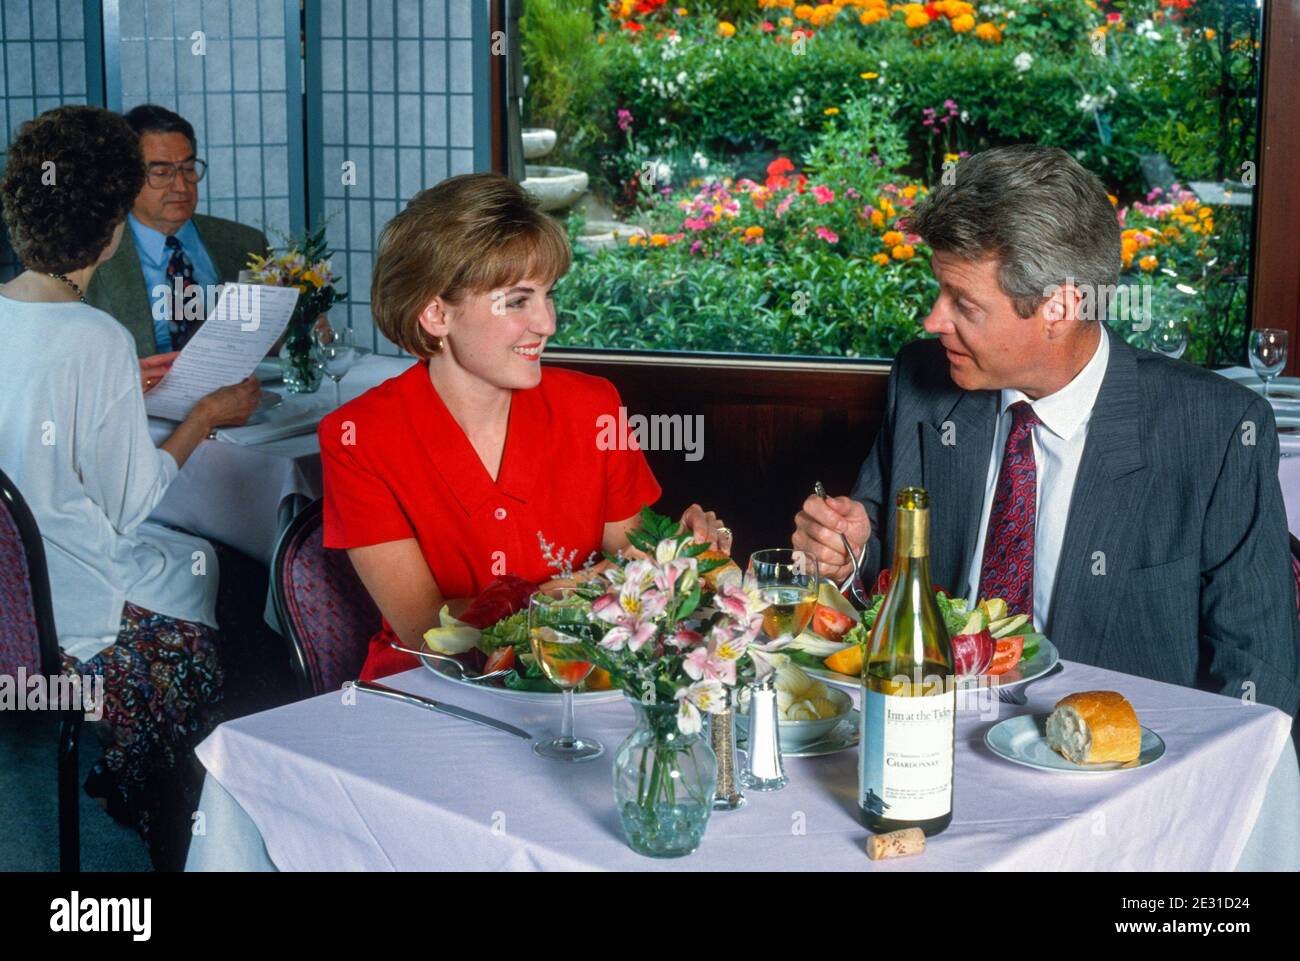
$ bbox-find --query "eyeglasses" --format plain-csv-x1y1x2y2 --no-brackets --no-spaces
145,159,208,188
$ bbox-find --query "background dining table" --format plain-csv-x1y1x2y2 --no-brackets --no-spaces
184,659,1299,872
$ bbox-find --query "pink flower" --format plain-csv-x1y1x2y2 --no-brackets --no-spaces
812,185,835,205
617,109,634,132
815,226,839,244
689,240,704,255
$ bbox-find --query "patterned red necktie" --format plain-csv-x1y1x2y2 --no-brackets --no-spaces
978,400,1039,618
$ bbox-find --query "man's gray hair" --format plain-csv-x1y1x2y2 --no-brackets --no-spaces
905,145,1122,318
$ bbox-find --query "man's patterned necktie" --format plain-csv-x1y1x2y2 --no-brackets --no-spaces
978,400,1040,619
164,235,201,349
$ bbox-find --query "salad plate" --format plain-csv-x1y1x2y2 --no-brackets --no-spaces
984,714,1165,773
419,655,623,704
800,633,1058,695
738,709,860,758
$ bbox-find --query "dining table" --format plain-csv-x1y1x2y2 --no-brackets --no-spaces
184,658,1299,872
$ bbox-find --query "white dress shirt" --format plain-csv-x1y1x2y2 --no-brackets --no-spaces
963,327,1109,634
0,295,219,662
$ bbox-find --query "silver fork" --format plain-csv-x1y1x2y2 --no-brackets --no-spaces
996,661,1064,704
388,641,513,683
813,481,870,606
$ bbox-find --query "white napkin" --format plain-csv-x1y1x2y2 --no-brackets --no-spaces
213,407,325,445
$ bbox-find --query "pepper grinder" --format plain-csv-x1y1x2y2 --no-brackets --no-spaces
710,689,745,811
739,673,788,791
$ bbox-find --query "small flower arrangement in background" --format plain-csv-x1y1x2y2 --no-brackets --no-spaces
247,225,346,392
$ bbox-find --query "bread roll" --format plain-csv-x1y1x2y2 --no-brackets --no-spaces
699,550,741,592
1045,691,1141,765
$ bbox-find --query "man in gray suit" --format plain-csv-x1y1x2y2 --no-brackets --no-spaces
794,145,1299,717
86,104,268,376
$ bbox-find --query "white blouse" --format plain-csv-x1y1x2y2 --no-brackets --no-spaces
0,295,218,662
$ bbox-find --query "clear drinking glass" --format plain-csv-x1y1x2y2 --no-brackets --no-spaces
1249,328,1288,398
313,324,362,407
744,549,819,641
1151,316,1188,360
528,588,603,762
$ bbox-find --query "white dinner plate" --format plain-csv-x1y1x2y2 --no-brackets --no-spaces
1217,370,1300,406
984,713,1165,773
806,633,1059,696
420,655,623,704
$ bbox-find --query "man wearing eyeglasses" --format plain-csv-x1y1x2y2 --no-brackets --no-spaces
86,104,271,382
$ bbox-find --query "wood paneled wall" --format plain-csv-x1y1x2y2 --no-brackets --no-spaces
545,352,890,560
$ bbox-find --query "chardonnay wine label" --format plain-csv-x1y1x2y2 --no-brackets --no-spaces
858,487,956,836
860,678,955,822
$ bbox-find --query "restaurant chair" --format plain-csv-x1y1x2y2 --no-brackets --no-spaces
0,468,83,872
271,498,378,698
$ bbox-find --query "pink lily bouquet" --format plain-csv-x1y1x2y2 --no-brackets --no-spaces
575,508,792,735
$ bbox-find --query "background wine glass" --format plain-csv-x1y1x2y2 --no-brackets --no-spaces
313,324,363,407
1249,328,1288,398
745,549,819,641
1151,316,1188,360
528,588,603,762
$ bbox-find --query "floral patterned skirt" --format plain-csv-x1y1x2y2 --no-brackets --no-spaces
62,601,224,871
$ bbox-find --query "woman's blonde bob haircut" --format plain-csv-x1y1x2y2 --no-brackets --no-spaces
371,172,572,358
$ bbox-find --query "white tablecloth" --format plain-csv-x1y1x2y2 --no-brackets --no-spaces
146,355,409,565
186,660,1299,871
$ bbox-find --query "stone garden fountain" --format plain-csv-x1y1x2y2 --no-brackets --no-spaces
521,127,643,251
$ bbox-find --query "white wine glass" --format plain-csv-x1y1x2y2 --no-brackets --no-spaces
313,324,364,408
528,588,603,762
1151,316,1188,360
1249,328,1288,398
744,549,819,642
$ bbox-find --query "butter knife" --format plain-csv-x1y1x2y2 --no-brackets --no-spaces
349,679,533,740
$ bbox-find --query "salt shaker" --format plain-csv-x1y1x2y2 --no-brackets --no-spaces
739,673,787,791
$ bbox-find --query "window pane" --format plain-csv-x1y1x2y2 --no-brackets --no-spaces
524,0,1262,367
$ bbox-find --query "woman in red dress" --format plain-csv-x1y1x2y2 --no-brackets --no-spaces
319,174,727,680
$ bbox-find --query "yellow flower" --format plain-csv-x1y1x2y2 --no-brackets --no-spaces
629,235,644,246
905,10,930,29
1198,207,1213,220
860,72,879,80
1162,226,1182,242
1138,255,1158,272
650,233,671,247
1205,28,1216,41
870,209,885,228
882,230,905,247
780,16,794,27
944,152,960,164
302,269,325,288
859,9,887,24
892,244,916,260
951,13,975,33
974,21,1002,43
824,106,840,115
872,253,891,266
717,21,736,37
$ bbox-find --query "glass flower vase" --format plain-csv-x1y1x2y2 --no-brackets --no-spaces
612,696,717,858
279,319,323,393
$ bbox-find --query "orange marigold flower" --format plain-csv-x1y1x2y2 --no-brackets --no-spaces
892,243,915,260
824,106,840,115
882,230,905,246
974,21,1001,42
744,225,765,240
872,253,891,266
717,21,736,36
1138,254,1158,272
951,13,975,32
794,4,814,19
870,210,885,228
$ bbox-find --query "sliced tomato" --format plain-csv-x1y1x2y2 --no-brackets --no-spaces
483,646,516,674
812,604,855,642
986,635,1025,676
872,567,892,597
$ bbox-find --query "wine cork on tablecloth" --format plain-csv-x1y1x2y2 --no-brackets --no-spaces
865,828,926,860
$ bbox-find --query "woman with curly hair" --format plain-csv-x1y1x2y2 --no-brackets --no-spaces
0,105,259,869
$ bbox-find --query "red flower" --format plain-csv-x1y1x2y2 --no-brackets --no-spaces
760,20,775,32
622,21,643,31
924,2,942,19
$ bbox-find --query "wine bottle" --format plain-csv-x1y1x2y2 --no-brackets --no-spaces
859,487,955,836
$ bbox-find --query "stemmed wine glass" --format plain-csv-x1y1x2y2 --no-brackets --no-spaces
1249,328,1288,398
744,549,819,641
528,588,603,762
1151,316,1188,360
313,325,364,407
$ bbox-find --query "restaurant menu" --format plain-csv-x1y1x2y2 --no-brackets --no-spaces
144,282,300,421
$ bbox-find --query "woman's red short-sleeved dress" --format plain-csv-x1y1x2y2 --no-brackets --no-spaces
318,362,662,680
